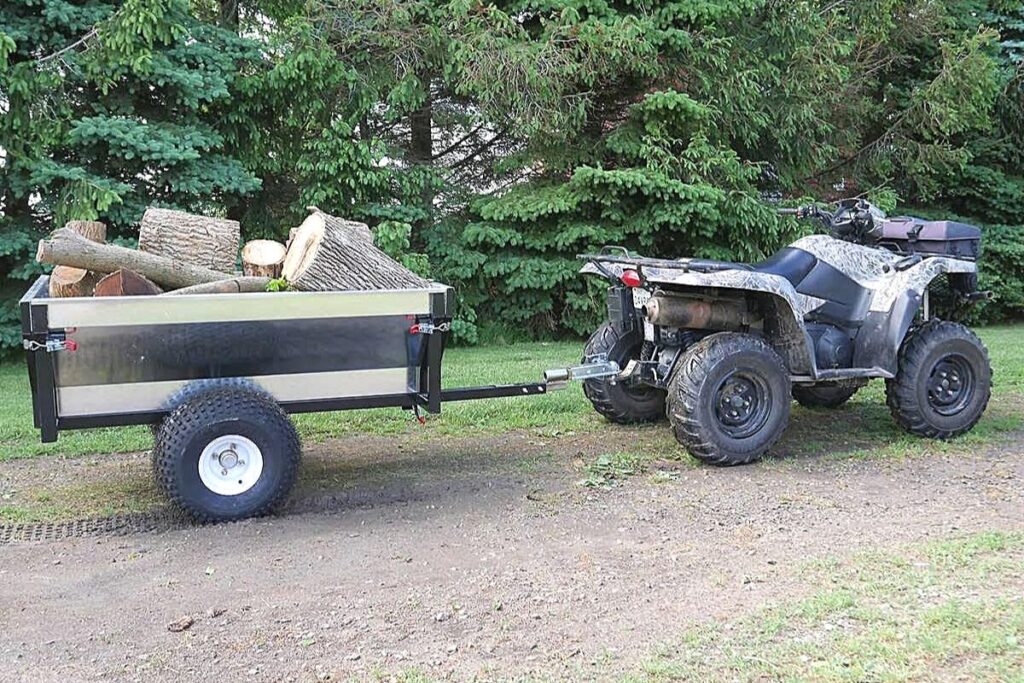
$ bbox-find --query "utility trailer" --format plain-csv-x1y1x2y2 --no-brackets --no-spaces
20,276,614,521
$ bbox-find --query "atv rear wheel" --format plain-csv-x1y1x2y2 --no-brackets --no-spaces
886,320,991,439
792,380,865,409
582,322,665,424
667,333,790,466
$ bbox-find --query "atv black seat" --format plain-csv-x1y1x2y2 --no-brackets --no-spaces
753,248,817,286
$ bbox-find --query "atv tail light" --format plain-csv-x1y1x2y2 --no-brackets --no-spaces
620,269,642,288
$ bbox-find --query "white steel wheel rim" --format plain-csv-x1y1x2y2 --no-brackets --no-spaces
198,435,264,496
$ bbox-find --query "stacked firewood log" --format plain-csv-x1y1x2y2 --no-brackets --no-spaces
36,206,431,298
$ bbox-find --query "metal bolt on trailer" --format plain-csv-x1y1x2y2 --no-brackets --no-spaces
20,276,615,521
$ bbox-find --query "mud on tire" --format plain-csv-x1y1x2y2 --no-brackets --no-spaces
582,322,666,424
153,389,301,522
886,320,991,439
667,332,791,466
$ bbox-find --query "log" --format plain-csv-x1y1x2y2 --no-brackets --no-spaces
46,220,108,297
242,240,287,278
37,228,231,289
94,269,163,297
64,220,106,243
163,277,272,296
281,209,431,291
48,266,102,298
138,207,240,272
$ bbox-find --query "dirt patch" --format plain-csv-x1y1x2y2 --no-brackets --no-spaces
0,424,1022,682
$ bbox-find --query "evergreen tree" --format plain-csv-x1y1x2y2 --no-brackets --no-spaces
0,0,260,349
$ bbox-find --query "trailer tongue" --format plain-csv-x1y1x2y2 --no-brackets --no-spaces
20,275,615,521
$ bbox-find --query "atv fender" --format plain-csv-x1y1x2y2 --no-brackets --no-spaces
580,261,818,376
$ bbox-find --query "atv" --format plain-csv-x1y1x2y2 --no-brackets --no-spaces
576,199,993,465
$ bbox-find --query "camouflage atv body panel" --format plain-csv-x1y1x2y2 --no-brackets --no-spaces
580,235,977,379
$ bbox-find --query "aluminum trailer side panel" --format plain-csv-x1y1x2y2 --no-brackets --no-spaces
21,276,454,438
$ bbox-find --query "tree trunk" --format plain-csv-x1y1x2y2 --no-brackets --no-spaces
94,269,164,297
163,277,272,296
64,220,106,243
138,207,240,272
241,239,287,278
48,267,102,298
37,228,232,289
409,84,434,231
281,209,431,291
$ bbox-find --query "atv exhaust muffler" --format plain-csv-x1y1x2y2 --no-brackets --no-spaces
643,295,747,330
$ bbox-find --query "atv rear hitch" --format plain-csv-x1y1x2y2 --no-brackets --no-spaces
543,356,621,390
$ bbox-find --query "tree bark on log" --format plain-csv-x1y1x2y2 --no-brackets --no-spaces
242,240,286,278
94,269,164,297
64,220,106,243
48,267,102,298
163,277,272,296
138,207,240,272
37,228,231,289
47,220,108,297
282,209,431,291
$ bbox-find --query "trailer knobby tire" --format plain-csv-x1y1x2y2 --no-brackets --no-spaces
153,389,301,522
667,333,790,466
886,319,991,439
582,322,665,424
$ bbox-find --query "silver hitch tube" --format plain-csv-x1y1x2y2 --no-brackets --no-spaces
543,355,621,391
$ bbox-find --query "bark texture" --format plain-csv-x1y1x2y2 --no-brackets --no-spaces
48,266,102,298
64,220,107,243
47,220,107,297
37,228,231,289
94,269,164,297
164,277,272,296
282,208,431,292
242,240,287,278
138,208,240,272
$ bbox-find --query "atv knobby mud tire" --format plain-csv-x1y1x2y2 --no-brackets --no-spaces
667,332,790,466
792,380,865,409
582,322,666,424
886,320,991,439
153,388,301,522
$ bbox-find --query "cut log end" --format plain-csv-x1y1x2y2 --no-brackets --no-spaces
48,266,101,298
281,214,327,284
94,269,164,297
242,240,287,278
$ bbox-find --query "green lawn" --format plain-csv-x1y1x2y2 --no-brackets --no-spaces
630,531,1024,682
1,326,1022,461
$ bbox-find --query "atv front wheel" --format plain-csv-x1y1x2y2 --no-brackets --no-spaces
886,320,991,439
582,322,666,424
667,333,790,466
792,380,865,409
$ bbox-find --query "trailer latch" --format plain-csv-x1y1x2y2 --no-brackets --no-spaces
409,321,451,335
23,334,77,353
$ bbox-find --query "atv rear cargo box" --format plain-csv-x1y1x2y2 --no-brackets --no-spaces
878,217,981,260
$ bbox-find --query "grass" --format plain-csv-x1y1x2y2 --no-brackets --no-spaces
632,531,1024,682
2,325,1022,462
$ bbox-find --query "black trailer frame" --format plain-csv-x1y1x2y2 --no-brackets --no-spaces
20,275,556,443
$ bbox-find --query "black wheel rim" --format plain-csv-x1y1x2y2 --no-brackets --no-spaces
926,353,975,416
713,371,772,439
